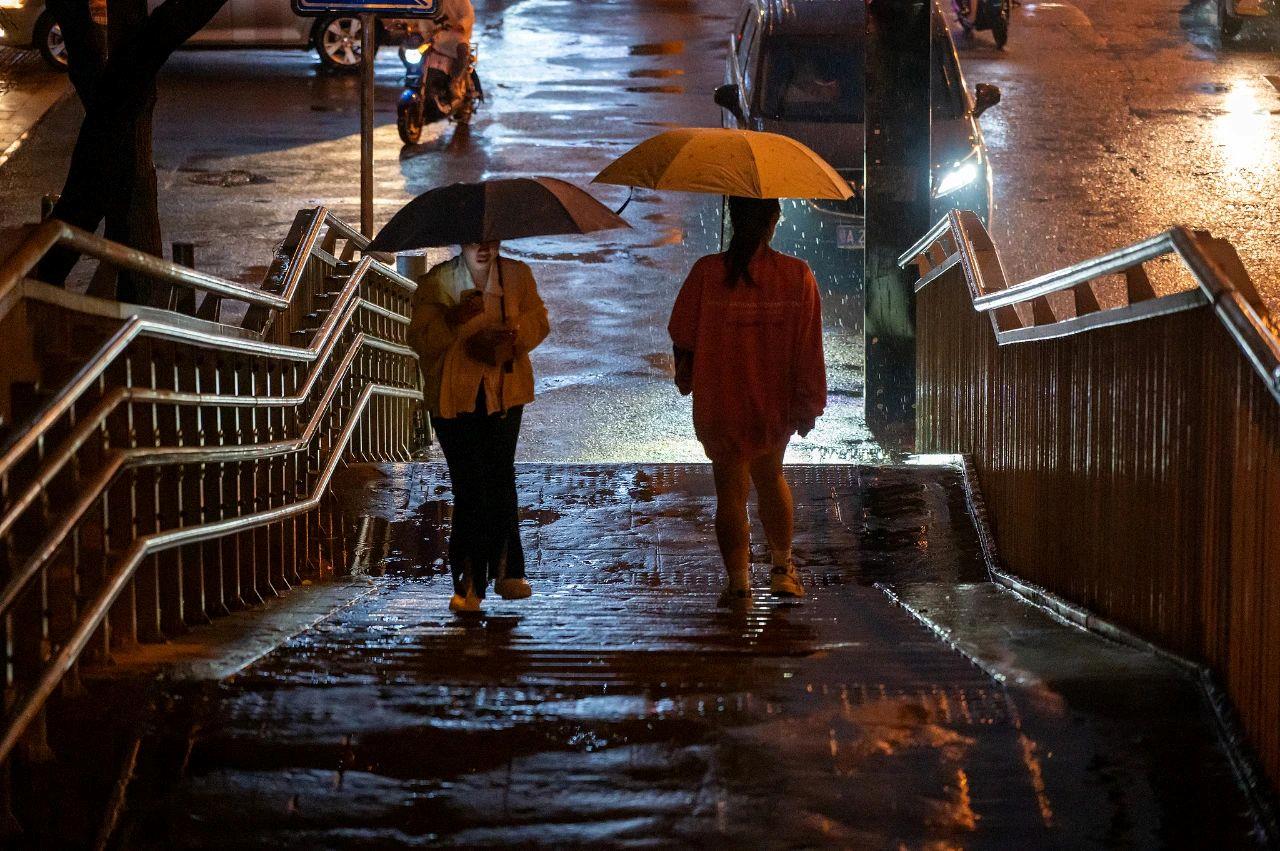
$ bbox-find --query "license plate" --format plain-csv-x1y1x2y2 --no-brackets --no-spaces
836,224,864,250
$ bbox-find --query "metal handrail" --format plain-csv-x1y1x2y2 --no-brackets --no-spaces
274,207,416,298
0,293,411,544
0,255,405,484
0,209,423,771
900,210,1280,400
971,231,1176,312
0,276,414,609
0,381,414,766
0,220,290,311
0,329,408,623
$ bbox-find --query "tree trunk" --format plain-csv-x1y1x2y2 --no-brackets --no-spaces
104,0,161,304
38,0,228,303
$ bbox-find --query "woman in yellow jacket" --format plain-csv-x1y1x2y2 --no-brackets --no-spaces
409,241,550,612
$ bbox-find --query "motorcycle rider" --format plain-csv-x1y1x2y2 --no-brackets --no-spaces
422,0,474,97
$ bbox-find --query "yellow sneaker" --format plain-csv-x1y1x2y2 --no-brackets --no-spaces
769,563,804,598
448,585,483,612
495,578,532,600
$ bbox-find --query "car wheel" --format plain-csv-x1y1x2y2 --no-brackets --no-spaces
34,12,68,71
314,15,372,72
1218,0,1244,37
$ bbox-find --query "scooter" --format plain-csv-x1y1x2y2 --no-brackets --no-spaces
396,32,484,145
953,0,1012,49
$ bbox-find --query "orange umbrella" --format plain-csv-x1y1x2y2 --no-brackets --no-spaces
593,128,853,200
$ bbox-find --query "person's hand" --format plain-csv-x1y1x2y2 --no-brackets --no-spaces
672,347,693,396
792,417,816,438
444,290,484,328
491,329,517,367
464,328,516,366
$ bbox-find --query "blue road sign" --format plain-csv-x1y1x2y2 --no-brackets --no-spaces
292,0,438,17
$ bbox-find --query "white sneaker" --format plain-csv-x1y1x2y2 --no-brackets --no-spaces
495,577,532,600
769,563,804,598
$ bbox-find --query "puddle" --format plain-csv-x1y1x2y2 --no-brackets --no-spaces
628,41,685,56
625,85,686,94
642,352,674,375
628,68,685,78
185,169,274,187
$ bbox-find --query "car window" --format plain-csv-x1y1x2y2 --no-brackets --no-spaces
760,39,864,123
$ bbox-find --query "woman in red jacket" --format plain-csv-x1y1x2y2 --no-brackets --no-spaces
668,196,827,608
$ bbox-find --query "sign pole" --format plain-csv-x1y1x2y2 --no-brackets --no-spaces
360,12,375,238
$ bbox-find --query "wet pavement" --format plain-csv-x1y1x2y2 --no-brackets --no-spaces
0,0,880,464
3,13,1277,841
115,463,1262,848
1,2,1277,460
960,0,1280,307
0,48,65,172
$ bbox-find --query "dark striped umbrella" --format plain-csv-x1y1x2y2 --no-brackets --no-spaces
367,177,629,251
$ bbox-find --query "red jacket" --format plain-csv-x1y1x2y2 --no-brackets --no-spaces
668,248,826,462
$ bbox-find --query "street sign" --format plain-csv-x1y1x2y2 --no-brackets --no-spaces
291,0,438,17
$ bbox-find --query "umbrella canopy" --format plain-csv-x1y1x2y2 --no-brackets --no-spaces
368,177,629,252
593,128,853,200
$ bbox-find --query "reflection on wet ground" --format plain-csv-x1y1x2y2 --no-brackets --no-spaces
960,0,1280,315
121,464,1260,848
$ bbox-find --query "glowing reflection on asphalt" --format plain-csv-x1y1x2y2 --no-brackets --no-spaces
1213,78,1275,181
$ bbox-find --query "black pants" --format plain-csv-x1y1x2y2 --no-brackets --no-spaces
433,395,525,598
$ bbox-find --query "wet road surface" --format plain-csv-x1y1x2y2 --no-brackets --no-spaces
117,463,1261,848
959,0,1280,309
0,48,65,161
1,14,1275,842
2,1,1277,459
0,0,877,464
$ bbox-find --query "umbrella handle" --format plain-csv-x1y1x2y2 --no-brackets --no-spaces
613,187,634,216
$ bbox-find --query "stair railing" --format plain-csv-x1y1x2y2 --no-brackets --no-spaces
0,208,423,773
900,209,1280,809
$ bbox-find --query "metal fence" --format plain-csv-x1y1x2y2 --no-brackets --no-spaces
902,210,1280,800
0,208,422,771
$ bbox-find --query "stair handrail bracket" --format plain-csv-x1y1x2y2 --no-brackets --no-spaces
902,209,1280,818
0,209,423,779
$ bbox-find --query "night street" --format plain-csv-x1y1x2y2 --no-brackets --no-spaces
2,0,1279,462
1,0,1279,847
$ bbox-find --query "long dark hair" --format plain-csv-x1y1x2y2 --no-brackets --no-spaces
724,196,780,288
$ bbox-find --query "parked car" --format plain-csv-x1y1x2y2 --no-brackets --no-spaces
0,0,410,71
0,0,64,68
1219,0,1275,37
715,0,1000,274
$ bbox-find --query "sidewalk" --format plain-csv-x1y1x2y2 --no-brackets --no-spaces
0,48,68,169
112,462,1262,848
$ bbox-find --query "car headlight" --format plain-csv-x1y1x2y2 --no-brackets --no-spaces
934,161,979,198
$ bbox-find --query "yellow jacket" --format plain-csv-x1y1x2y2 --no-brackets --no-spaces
409,255,550,418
